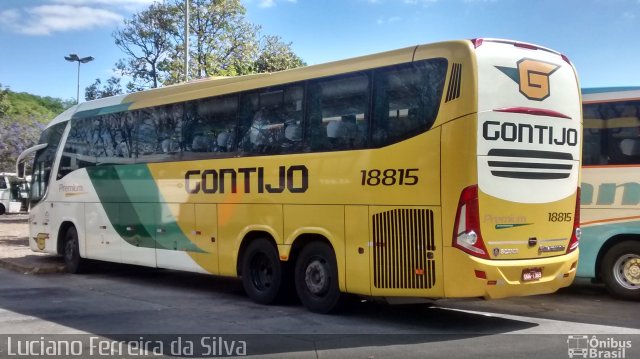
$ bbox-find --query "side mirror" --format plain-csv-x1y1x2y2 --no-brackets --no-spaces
17,162,25,179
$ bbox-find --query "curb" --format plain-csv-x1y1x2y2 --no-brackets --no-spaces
0,257,66,274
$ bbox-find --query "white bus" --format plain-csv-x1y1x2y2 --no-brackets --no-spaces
0,172,29,215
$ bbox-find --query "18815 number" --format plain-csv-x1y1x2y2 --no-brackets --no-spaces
360,168,419,186
548,212,572,222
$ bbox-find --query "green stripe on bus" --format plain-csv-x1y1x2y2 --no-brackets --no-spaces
72,103,133,119
86,165,205,253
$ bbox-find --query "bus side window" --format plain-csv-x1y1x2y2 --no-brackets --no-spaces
239,85,304,155
58,118,96,178
306,74,370,152
372,59,447,147
183,96,239,160
135,105,183,163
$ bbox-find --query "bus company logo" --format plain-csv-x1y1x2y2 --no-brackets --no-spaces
496,58,560,101
34,233,49,250
566,335,632,358
59,183,86,197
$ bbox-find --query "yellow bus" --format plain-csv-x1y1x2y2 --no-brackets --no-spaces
17,39,582,313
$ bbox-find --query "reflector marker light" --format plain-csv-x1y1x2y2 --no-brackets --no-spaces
494,107,571,119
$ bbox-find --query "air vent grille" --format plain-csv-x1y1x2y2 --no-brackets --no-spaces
372,208,436,289
445,63,462,102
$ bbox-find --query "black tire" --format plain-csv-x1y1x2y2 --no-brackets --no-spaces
0,204,5,216
601,241,640,300
241,238,284,305
295,241,342,313
63,226,87,274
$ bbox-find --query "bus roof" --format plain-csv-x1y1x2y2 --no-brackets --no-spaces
582,86,640,104
44,39,482,129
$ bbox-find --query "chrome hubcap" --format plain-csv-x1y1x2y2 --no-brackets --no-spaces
613,254,640,290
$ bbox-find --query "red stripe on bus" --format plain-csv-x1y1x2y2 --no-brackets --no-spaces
493,107,571,119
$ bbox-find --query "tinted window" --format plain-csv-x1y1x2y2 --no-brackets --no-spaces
59,117,101,178
239,84,304,155
372,59,448,147
136,104,182,163
307,74,370,151
583,100,640,165
183,96,238,159
0,177,6,189
31,122,66,205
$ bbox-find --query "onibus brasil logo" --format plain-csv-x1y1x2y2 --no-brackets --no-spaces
567,335,632,358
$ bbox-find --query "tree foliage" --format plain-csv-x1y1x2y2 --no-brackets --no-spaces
0,85,69,172
0,83,11,117
0,117,44,172
112,2,175,90
88,0,305,98
255,35,305,74
85,77,124,101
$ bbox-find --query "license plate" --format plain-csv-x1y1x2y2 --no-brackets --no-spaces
521,267,543,282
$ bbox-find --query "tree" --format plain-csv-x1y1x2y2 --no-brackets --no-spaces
112,2,175,89
85,77,124,101
0,117,43,172
161,0,260,84
91,0,306,94
255,35,306,73
0,84,11,117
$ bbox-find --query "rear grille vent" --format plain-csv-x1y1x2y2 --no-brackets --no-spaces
372,208,436,289
487,148,574,180
445,63,462,102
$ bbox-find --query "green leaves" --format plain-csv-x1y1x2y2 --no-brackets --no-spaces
88,0,306,98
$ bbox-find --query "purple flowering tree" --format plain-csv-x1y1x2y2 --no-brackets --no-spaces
0,117,44,172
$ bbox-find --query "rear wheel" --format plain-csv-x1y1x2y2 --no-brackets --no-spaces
0,204,5,215
295,241,342,313
241,238,284,305
601,241,640,300
63,226,87,273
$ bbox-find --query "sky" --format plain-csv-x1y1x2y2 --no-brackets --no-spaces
1,0,639,102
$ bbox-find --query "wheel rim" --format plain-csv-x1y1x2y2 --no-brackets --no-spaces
250,253,273,291
613,254,640,290
304,256,330,297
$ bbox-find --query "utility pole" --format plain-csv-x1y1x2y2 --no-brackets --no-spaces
184,0,190,82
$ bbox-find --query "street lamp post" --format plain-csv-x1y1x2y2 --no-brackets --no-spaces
64,54,94,104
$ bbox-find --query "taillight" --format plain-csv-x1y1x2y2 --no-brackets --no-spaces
453,185,489,259
470,38,484,48
514,42,539,50
566,187,581,253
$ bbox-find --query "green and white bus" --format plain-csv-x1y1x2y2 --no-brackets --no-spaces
581,87,640,300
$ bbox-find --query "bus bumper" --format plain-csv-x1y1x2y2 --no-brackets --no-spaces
443,247,579,299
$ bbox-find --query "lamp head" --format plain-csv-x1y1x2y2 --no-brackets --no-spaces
65,54,80,62
79,56,94,64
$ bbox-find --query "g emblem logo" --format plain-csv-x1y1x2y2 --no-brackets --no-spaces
517,59,559,101
496,59,560,101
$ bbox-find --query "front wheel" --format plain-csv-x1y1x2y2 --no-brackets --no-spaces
63,226,88,273
601,241,640,300
295,241,342,313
